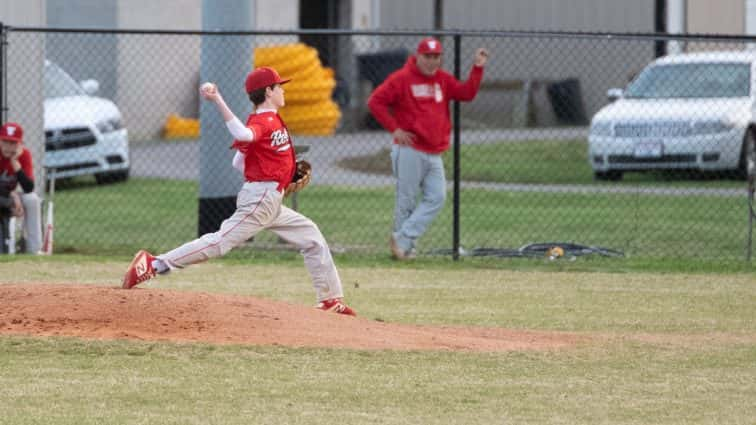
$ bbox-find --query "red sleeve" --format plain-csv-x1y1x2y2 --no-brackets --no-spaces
367,72,402,133
19,148,34,180
446,65,484,102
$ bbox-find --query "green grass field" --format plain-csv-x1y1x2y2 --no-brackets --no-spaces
2,258,756,424
46,177,753,265
339,139,747,187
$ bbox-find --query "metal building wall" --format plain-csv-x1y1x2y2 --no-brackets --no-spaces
443,0,654,32
379,0,434,30
687,0,744,34
440,0,656,126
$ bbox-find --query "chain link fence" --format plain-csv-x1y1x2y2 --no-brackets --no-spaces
1,27,754,261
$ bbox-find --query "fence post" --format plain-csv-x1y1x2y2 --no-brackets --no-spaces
452,34,461,261
748,172,754,261
0,21,6,123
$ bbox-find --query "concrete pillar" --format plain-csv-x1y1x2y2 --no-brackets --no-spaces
198,0,255,235
666,0,686,55
747,0,756,46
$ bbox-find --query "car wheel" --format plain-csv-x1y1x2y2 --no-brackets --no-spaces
594,170,623,181
95,169,130,185
737,128,756,180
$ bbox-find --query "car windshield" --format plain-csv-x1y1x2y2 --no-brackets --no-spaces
44,62,86,99
624,62,750,99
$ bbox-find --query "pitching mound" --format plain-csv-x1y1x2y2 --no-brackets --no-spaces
0,284,581,352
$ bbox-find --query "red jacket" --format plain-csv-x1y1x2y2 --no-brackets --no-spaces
0,147,34,193
368,55,484,154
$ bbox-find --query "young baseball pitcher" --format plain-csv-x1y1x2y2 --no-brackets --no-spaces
122,67,356,316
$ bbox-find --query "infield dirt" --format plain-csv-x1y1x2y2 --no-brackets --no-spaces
0,283,582,352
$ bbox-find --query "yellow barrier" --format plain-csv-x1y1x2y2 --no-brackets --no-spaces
254,43,341,135
162,43,341,139
254,44,319,77
279,99,341,136
163,113,200,139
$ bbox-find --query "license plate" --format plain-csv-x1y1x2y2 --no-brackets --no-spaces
634,140,663,158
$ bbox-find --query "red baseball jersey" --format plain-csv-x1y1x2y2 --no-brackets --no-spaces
231,111,296,191
0,147,34,192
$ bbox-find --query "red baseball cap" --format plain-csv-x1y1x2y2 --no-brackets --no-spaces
417,37,443,55
0,122,23,143
244,67,291,93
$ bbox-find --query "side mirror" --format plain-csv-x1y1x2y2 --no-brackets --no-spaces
607,88,623,101
80,79,100,95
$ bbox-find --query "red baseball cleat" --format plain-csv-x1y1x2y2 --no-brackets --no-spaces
122,250,157,289
317,298,357,316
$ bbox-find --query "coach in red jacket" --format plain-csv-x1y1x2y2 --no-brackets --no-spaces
368,37,489,260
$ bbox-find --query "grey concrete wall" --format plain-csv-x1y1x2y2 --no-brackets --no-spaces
443,0,655,33
0,0,46,26
0,1,47,186
46,0,118,101
379,0,434,30
688,0,744,34
442,0,656,126
116,0,202,141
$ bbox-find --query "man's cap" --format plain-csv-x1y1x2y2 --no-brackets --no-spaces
245,67,291,93
0,122,23,143
417,37,443,55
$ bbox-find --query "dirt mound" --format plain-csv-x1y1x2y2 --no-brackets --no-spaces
0,284,581,352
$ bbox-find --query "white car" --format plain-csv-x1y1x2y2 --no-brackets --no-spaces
44,60,130,183
589,51,756,181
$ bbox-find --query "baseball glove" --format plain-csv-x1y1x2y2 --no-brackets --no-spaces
285,160,312,196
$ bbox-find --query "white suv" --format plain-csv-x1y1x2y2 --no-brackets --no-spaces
44,60,130,183
589,51,756,180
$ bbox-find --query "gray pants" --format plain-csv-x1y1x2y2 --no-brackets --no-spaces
390,145,446,252
0,192,42,254
21,192,43,253
158,181,344,302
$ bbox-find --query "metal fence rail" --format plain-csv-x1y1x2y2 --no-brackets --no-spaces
1,27,754,261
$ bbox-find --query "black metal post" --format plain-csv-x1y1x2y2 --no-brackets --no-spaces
0,22,7,123
748,172,754,261
654,0,666,57
0,22,9,253
434,0,443,30
452,34,461,261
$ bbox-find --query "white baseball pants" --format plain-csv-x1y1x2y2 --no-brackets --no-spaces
158,181,344,302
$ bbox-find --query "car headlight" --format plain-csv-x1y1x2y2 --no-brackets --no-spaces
590,121,613,137
691,120,735,135
96,118,123,134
